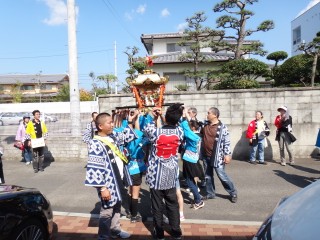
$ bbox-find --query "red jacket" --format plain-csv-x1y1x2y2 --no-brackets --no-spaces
274,115,282,129
246,119,270,139
246,120,256,139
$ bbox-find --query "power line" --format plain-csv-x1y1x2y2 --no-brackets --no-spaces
101,0,141,45
0,49,113,60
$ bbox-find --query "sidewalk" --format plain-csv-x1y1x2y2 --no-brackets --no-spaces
53,212,260,240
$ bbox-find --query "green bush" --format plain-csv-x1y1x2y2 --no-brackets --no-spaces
221,58,270,81
132,62,147,74
213,78,260,90
274,54,320,86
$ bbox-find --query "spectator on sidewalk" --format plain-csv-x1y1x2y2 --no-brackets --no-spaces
25,110,48,173
274,106,295,166
15,115,33,165
246,111,270,165
201,107,238,203
85,112,137,239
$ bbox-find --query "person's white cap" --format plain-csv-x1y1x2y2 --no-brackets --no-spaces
277,106,287,112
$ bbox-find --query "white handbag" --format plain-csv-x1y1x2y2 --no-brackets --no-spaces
31,137,45,148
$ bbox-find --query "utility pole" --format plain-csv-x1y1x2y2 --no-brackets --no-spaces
67,0,81,136
114,41,118,94
37,71,42,103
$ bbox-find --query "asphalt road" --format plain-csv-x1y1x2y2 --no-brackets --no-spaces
2,157,320,223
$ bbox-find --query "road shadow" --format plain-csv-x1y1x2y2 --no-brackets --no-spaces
89,201,100,227
232,131,274,161
2,135,15,145
273,169,317,188
290,160,320,175
139,187,152,221
44,145,55,169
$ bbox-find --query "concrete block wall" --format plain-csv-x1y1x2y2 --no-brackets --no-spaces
1,87,319,162
0,136,88,163
100,87,320,161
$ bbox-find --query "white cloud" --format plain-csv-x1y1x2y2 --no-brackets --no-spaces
297,0,320,17
161,8,170,17
177,22,188,32
136,4,146,14
42,0,68,26
125,11,134,21
125,5,146,21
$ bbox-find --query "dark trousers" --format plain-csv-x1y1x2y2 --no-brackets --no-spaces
0,159,5,184
150,188,182,239
33,147,45,171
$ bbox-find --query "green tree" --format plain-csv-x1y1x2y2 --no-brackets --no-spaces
97,74,117,93
221,58,269,80
95,87,108,96
213,58,269,89
298,32,320,87
179,11,224,90
266,51,288,81
89,71,99,99
213,0,274,59
80,89,94,101
10,81,23,103
124,46,141,80
56,83,70,101
273,54,320,87
213,77,260,89
266,51,288,68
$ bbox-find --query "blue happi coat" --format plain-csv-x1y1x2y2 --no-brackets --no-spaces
85,126,136,208
143,119,199,190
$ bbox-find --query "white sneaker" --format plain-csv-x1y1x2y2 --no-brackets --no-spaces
194,201,205,210
26,162,31,165
111,230,131,239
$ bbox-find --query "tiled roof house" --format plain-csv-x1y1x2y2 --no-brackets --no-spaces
140,32,256,91
0,74,69,103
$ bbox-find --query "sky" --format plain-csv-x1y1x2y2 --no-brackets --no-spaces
0,0,319,91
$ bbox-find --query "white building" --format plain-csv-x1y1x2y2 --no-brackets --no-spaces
291,2,320,56
141,32,258,91
141,32,229,91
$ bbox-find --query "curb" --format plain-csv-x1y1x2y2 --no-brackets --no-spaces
53,211,262,226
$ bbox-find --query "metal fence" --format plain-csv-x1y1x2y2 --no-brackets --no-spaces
0,113,92,137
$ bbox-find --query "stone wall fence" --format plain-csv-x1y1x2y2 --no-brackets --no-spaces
1,87,319,162
99,87,320,161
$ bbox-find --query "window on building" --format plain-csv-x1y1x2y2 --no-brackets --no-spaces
42,84,53,90
20,85,35,90
167,43,192,53
293,26,301,45
167,43,181,52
